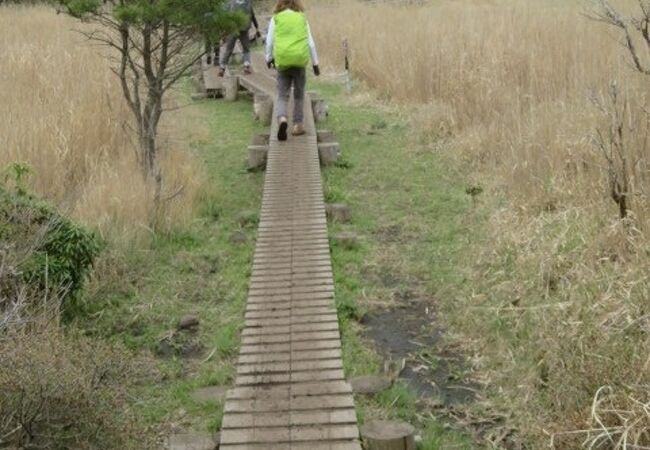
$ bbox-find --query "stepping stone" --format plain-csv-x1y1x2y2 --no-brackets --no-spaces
349,375,391,395
334,232,359,249
230,231,247,244
168,432,219,450
178,315,200,331
326,203,352,223
237,210,259,227
191,386,229,404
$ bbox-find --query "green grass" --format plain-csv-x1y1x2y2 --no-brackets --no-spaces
310,79,480,447
77,72,478,445
78,88,266,434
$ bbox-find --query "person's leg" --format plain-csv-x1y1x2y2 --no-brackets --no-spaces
219,34,238,74
291,68,307,135
239,29,252,73
205,37,213,65
276,70,292,141
213,39,220,66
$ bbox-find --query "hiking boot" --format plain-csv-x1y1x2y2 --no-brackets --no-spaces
277,119,288,142
217,67,226,77
243,64,252,75
291,123,306,136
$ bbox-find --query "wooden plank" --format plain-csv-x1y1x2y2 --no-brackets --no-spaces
219,55,359,449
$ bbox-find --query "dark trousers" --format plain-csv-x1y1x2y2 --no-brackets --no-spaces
219,29,251,68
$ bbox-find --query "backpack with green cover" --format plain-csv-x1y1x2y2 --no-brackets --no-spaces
274,9,310,69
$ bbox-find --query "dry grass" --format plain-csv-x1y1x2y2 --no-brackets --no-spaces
311,0,650,448
0,5,205,243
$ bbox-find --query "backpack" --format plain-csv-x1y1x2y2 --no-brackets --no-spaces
274,10,310,69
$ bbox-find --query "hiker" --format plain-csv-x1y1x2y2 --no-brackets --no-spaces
265,0,320,141
218,0,261,76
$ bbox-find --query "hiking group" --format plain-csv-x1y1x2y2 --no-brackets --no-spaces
212,0,320,142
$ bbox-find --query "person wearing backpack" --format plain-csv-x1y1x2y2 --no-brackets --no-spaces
218,0,260,76
265,0,320,141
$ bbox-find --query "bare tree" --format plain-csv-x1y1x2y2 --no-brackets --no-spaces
592,83,632,219
56,1,242,204
590,1,650,219
594,0,650,75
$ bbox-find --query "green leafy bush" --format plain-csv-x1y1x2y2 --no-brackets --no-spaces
0,185,101,308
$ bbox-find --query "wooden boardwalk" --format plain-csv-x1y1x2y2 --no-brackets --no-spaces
217,59,362,449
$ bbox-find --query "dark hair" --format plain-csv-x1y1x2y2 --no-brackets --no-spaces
273,0,305,13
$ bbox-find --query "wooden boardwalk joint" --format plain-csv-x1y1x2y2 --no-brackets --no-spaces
219,57,361,449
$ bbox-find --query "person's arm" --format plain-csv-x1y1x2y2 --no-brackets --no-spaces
265,17,275,64
306,22,320,75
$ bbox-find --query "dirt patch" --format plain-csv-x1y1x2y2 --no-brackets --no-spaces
364,298,475,406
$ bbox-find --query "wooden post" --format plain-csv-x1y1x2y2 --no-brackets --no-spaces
318,142,340,166
247,145,268,171
317,130,336,143
252,133,270,146
254,93,273,126
309,91,328,122
224,75,239,102
343,38,352,95
360,420,416,450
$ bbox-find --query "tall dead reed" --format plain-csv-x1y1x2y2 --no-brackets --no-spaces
0,5,205,243
312,1,650,447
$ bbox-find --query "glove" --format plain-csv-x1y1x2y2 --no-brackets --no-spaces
313,65,320,76
267,59,275,69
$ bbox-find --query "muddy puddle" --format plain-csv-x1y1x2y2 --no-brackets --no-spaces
364,298,475,406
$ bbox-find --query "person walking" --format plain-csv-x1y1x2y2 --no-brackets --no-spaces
265,0,320,141
218,0,260,76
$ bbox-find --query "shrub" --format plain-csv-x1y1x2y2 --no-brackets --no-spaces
0,323,156,450
0,186,101,311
